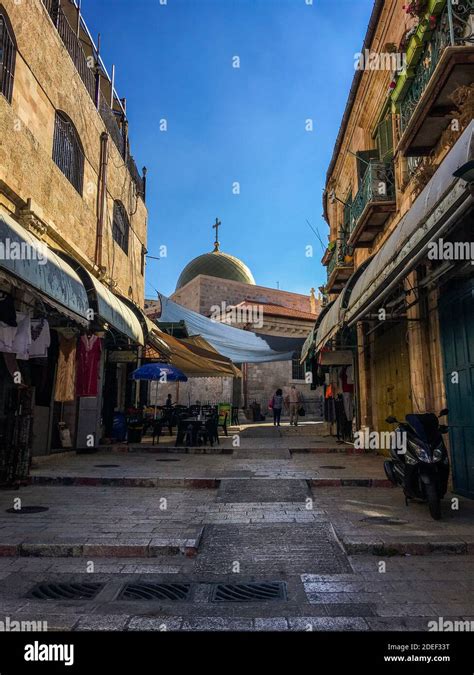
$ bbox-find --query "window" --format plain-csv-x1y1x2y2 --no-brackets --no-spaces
52,111,84,194
112,201,130,254
0,9,16,103
292,351,305,381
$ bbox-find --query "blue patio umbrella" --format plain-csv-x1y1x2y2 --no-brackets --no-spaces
131,363,188,382
131,363,188,418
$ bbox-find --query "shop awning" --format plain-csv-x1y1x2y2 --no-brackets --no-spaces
300,326,316,364
157,294,296,362
86,276,144,345
0,210,90,325
55,249,146,345
181,335,242,377
153,330,240,377
346,121,474,326
143,316,172,356
314,295,346,353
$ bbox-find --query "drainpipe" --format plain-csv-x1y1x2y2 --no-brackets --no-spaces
95,132,109,270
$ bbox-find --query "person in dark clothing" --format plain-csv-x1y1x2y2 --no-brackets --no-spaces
271,388,284,426
165,394,172,408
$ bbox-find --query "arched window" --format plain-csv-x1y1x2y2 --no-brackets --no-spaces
52,111,84,194
112,201,130,254
0,8,16,103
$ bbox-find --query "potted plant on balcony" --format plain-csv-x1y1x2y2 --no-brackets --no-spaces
403,0,427,18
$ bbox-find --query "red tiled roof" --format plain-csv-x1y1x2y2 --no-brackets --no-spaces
235,300,318,321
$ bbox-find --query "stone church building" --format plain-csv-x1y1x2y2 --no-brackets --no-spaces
145,226,321,415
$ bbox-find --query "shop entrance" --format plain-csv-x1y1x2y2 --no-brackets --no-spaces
439,278,474,499
372,321,412,436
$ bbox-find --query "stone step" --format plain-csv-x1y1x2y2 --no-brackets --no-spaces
0,528,204,559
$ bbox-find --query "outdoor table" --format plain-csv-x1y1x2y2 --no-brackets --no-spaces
175,417,205,447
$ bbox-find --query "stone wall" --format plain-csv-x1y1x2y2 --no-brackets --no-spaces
0,0,147,304
149,377,234,408
170,275,317,317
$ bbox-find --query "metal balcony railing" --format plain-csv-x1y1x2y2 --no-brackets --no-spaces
399,0,474,133
99,91,126,157
350,161,395,234
41,0,146,200
42,0,96,101
327,238,351,280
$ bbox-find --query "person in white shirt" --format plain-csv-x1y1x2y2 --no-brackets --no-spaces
285,385,302,426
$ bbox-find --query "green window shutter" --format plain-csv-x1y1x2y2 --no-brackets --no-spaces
377,116,393,162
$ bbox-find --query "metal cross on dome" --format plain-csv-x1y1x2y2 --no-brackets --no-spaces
212,217,221,252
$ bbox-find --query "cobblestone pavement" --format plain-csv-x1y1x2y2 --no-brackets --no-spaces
30,448,387,481
0,436,473,631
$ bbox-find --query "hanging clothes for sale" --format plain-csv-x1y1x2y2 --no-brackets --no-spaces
339,366,354,394
13,313,32,360
76,333,102,397
28,318,51,358
54,332,77,402
31,330,59,407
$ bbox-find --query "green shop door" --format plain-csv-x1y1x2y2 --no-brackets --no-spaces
439,278,474,499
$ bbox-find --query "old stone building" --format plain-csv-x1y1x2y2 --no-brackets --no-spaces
145,231,321,414
0,0,152,471
305,0,473,496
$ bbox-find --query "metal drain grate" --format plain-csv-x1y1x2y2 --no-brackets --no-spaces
211,582,287,602
119,582,191,601
6,506,49,514
320,465,346,470
94,464,120,468
360,516,408,525
28,582,104,600
155,459,180,462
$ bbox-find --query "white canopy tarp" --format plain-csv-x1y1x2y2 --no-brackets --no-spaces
156,294,297,363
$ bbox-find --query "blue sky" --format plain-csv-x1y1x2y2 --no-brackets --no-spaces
84,0,374,298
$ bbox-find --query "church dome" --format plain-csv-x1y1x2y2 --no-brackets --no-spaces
176,250,256,290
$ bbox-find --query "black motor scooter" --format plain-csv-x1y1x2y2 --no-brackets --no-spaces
384,409,449,520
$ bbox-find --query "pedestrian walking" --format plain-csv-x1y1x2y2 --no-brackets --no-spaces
286,385,302,426
269,388,284,426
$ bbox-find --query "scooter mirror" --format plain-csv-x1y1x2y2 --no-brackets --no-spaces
386,416,398,424
439,424,449,434
438,408,449,417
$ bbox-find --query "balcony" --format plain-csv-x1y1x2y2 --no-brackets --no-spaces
395,0,474,156
348,161,396,247
41,0,145,200
325,239,354,294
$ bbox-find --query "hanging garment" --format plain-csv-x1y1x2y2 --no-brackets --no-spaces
324,395,336,423
54,334,77,402
339,366,354,394
346,365,354,384
13,313,32,360
0,292,16,326
28,319,51,358
76,334,102,397
0,322,17,352
342,391,354,423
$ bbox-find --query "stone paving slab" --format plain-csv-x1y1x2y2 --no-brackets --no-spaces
194,523,352,575
313,486,474,555
0,486,212,557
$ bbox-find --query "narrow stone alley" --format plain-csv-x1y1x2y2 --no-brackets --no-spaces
1,425,473,632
